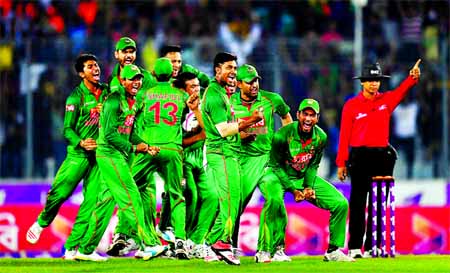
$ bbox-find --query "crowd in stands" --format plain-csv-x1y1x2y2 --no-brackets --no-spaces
0,0,448,179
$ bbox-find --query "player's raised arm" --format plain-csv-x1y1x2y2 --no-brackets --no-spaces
409,59,421,80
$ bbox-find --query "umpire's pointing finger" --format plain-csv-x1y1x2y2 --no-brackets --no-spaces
413,59,421,69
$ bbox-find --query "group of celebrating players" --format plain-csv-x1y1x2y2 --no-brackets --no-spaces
26,35,414,265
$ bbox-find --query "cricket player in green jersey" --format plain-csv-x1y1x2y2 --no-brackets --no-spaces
106,37,158,256
156,45,210,251
172,72,216,258
255,98,354,263
128,58,199,260
75,64,166,262
155,45,210,246
26,54,108,260
160,45,211,88
230,64,293,255
201,52,263,265
109,37,157,94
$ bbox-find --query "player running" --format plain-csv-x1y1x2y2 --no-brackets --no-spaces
74,64,165,262
26,54,108,260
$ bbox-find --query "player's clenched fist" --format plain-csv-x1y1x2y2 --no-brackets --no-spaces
409,59,421,80
186,92,199,111
293,189,305,202
249,109,263,123
303,187,316,201
148,146,160,156
80,138,97,151
135,143,149,153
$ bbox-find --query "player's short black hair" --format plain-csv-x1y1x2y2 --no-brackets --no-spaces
173,72,197,89
74,54,98,73
213,52,237,70
155,74,171,82
160,45,182,57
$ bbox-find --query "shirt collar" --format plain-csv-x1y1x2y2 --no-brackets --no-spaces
232,90,261,104
356,91,381,102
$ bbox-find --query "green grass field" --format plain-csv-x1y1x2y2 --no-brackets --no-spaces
1,255,449,273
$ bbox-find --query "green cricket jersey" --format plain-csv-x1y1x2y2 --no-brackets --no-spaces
136,82,189,146
180,63,210,88
231,90,290,156
97,92,144,159
269,122,327,191
201,79,240,153
63,82,109,157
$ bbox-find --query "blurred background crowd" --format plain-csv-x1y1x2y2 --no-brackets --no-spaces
0,0,448,180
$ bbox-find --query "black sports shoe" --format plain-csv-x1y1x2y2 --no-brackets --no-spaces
175,239,190,260
106,234,127,256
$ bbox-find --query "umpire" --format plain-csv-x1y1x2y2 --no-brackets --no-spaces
336,60,421,258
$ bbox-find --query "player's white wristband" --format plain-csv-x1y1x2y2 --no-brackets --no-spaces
216,122,239,138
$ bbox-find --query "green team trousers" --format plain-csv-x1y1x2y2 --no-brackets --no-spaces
78,153,160,254
205,150,241,245
126,144,186,240
114,174,158,241
184,146,218,244
36,154,100,251
232,153,269,247
257,171,348,254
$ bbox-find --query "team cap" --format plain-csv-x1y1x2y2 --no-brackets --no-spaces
121,64,143,80
115,37,137,51
298,98,320,114
236,64,261,82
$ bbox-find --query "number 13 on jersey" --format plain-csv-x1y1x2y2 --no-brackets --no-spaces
148,101,179,126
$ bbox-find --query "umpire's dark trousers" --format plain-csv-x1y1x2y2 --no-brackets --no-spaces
347,145,397,251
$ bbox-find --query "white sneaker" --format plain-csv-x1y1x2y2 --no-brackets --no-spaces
134,249,144,259
186,239,195,252
156,226,176,244
142,245,167,261
119,238,140,256
26,222,43,244
190,244,205,259
62,249,77,260
324,249,355,262
255,251,272,263
348,249,363,259
75,251,108,262
272,246,291,262
203,246,220,262
232,247,243,258
211,241,240,265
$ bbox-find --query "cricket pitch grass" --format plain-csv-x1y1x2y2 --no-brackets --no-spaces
1,255,449,273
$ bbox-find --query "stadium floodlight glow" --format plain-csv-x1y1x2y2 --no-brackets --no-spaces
351,0,368,7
